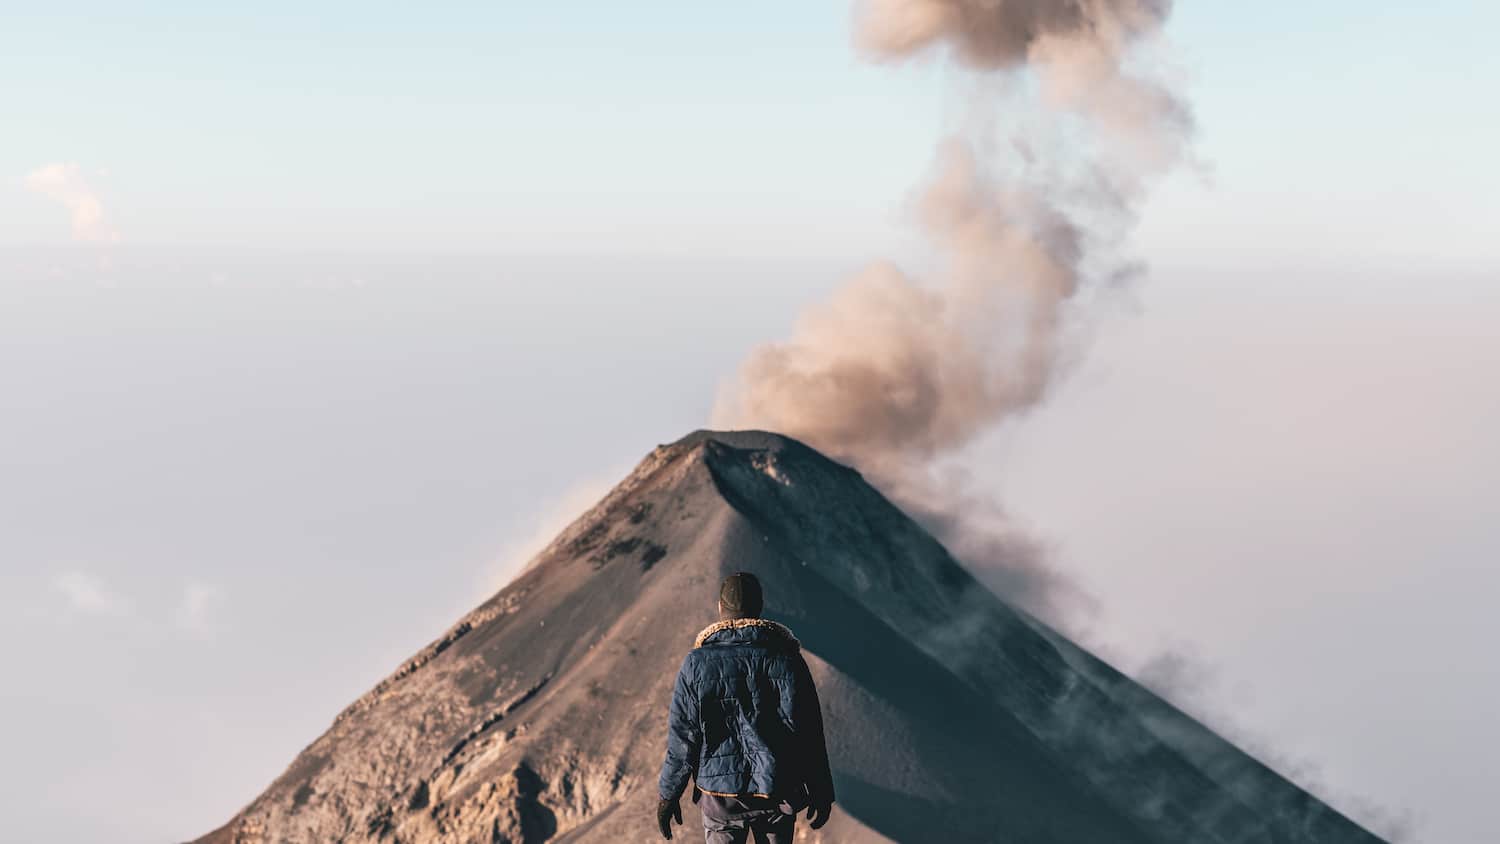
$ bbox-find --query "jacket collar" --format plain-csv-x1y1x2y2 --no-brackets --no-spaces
693,617,801,650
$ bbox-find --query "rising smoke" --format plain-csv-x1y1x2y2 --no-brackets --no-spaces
714,0,1191,626
711,8,1418,834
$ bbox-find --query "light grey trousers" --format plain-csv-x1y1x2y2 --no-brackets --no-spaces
702,810,795,844
701,794,797,844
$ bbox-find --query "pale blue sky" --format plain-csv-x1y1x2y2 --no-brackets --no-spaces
2,3,1497,843
5,2,1497,262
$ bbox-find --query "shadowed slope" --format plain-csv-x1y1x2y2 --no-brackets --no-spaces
196,431,1384,844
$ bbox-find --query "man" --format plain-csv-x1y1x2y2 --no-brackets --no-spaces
657,572,836,843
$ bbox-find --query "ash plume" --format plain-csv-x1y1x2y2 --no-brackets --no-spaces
714,0,1191,626
857,0,1172,68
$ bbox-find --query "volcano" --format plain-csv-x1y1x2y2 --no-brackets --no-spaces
196,430,1384,844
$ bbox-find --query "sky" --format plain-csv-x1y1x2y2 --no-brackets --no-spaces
2,2,1497,842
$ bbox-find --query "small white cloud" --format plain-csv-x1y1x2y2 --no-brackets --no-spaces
174,582,224,636
53,571,128,616
24,162,120,243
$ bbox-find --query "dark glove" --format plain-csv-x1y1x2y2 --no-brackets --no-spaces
657,797,682,840
806,800,832,830
690,785,701,804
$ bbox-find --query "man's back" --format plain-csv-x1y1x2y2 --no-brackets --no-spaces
671,618,830,799
658,611,835,841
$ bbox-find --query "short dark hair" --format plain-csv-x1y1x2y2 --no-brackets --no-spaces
718,572,763,619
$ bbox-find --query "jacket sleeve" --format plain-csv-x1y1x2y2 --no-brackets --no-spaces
658,652,701,801
791,651,836,805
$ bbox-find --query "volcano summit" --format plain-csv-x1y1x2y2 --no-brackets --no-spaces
196,430,1383,844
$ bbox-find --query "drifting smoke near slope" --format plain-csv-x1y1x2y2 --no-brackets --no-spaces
714,0,1191,627
1136,648,1418,842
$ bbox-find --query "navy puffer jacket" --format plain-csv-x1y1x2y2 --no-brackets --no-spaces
658,618,835,807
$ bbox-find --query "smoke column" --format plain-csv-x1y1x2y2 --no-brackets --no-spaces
713,0,1192,626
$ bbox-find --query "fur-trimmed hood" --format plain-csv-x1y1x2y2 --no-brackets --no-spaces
693,617,801,650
